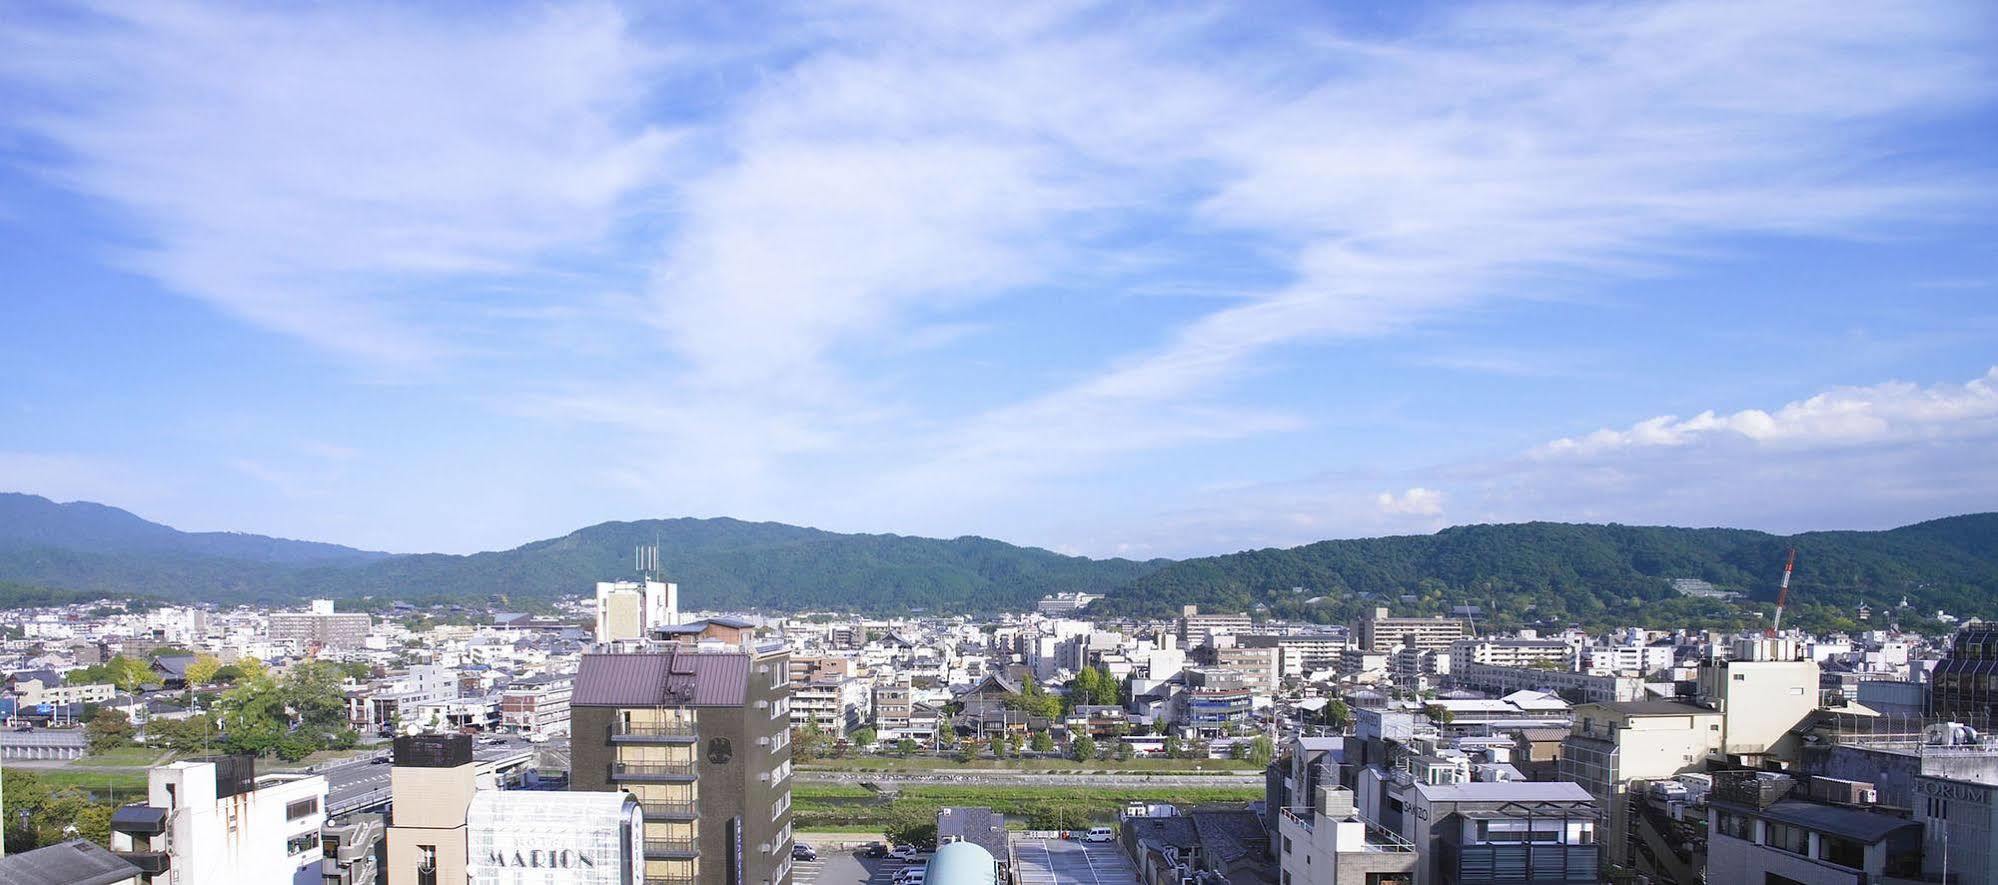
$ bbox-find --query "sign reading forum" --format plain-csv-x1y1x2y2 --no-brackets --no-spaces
468,790,646,885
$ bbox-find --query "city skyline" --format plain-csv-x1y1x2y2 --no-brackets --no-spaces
4,1,1996,559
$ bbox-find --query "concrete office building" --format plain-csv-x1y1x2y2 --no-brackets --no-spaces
1708,772,1926,885
1451,661,1647,706
1559,700,1723,874
321,813,386,885
569,642,795,885
467,790,644,885
109,755,328,885
1402,782,1601,885
499,674,572,736
269,599,373,650
1449,639,1578,671
1698,638,1821,760
1277,784,1417,885
387,734,479,885
1914,773,1997,885
1357,608,1467,653
596,580,679,644
1238,634,1345,677
1213,644,1281,693
1178,606,1252,650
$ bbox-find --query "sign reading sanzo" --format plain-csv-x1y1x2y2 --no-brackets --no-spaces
486,848,597,869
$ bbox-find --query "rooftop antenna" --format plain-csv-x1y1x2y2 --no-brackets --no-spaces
1769,548,1798,636
637,541,661,581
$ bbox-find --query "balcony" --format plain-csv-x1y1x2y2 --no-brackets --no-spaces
641,800,701,819
644,837,699,858
115,851,172,875
612,760,697,781
614,721,699,742
646,878,697,885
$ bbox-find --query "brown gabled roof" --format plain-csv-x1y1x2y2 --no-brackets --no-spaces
572,650,749,708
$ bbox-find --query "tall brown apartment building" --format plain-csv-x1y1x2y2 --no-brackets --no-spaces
570,642,795,885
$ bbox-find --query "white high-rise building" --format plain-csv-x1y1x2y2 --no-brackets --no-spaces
109,756,327,885
594,579,678,644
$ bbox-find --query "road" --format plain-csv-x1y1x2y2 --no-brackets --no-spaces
324,734,559,814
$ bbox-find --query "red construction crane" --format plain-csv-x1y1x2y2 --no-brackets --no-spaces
1769,547,1798,635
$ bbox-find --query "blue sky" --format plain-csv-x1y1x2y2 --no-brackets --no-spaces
2,1,1996,558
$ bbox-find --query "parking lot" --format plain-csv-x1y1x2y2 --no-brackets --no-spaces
1012,835,1137,885
791,845,925,885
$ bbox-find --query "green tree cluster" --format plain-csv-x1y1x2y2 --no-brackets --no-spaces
0,770,116,854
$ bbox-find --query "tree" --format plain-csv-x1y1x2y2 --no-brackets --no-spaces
896,738,919,757
1246,735,1275,768
85,707,135,754
1071,735,1096,761
988,736,1008,759
1163,735,1183,758
282,661,349,732
215,675,288,757
850,727,878,749
1321,698,1351,730
1152,718,1170,736
1425,704,1455,725
1030,731,1055,754
151,714,220,754
1006,676,1063,722
184,654,223,687
0,770,106,853
792,724,832,762
1114,740,1134,761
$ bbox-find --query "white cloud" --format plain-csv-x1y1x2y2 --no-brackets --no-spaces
1,2,673,366
1539,367,1998,457
1376,487,1446,517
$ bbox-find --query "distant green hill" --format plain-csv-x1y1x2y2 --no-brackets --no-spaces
2,493,1992,627
1090,514,1998,631
0,495,1165,613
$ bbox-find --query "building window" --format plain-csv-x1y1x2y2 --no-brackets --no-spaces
1283,836,1292,853
1819,835,1865,869
417,845,438,885
1765,822,1809,855
1715,811,1754,841
287,832,319,855
287,797,320,820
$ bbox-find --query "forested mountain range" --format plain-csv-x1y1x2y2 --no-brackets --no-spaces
0,494,1163,612
1,492,1993,629
1089,514,1998,632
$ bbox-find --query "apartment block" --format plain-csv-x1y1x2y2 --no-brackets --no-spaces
1178,605,1252,650
498,673,572,736
1357,608,1468,653
1213,644,1281,693
269,600,373,651
569,643,794,885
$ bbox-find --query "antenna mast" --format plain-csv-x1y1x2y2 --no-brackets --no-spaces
1770,547,1797,635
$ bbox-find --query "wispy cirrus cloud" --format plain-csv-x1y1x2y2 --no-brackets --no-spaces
2,2,674,367
2,1,1993,555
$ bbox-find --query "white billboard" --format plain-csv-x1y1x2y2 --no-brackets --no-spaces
468,790,644,885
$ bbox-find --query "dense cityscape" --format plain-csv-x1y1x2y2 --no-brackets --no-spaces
3,548,1996,885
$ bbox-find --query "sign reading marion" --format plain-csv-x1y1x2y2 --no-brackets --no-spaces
487,848,597,869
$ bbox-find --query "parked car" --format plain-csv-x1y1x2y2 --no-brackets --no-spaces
1084,826,1115,843
792,843,818,861
863,842,890,858
894,869,927,885
889,845,919,861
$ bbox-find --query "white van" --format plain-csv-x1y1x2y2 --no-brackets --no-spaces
1084,826,1114,843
